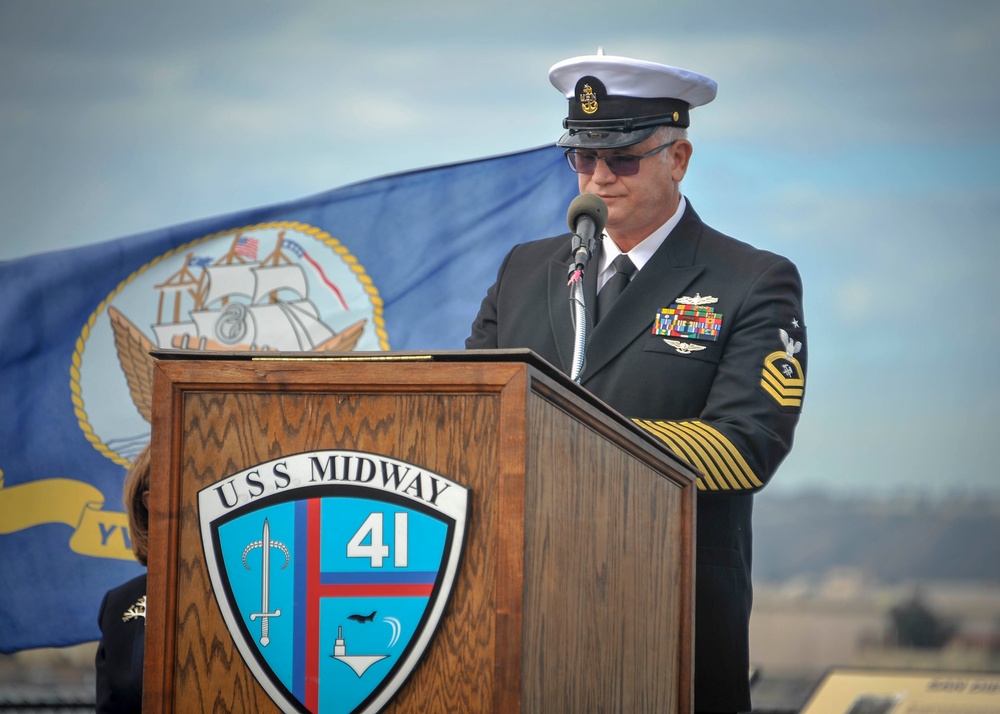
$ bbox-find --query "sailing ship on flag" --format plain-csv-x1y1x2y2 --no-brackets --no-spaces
105,226,374,427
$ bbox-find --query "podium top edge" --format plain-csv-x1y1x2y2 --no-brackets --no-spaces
150,347,563,376
149,347,698,480
149,346,532,361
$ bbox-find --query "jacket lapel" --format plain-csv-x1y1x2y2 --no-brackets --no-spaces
580,205,707,383
547,245,602,374
547,259,573,373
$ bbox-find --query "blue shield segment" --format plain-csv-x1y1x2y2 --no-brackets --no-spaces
200,451,470,714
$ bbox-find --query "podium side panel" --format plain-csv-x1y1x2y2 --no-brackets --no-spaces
521,389,694,712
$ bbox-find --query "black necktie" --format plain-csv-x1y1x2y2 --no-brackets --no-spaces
596,254,636,323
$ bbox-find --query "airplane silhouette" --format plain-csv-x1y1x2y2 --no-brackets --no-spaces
348,610,377,624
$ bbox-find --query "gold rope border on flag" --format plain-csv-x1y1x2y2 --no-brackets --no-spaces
71,220,390,468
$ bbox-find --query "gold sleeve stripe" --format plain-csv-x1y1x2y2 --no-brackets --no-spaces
642,419,737,490
688,421,764,488
671,421,751,490
634,418,764,491
686,421,763,489
657,421,744,490
643,421,720,491
636,419,717,491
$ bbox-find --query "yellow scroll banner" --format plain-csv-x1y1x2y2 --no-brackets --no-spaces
0,478,136,561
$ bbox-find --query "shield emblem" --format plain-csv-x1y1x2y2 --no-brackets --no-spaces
198,450,470,714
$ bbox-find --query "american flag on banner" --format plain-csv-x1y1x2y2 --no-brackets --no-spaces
234,234,259,260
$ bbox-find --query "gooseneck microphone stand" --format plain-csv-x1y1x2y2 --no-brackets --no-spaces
568,264,588,383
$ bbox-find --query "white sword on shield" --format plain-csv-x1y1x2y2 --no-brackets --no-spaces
243,518,290,646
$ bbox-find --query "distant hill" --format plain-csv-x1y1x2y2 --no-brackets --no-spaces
751,491,1000,583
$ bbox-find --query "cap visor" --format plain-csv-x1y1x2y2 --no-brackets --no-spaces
556,126,658,150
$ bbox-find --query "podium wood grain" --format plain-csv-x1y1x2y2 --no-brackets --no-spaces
145,355,695,713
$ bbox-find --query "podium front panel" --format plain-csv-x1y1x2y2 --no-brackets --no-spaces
145,355,695,713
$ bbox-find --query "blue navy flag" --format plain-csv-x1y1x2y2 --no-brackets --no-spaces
0,144,577,653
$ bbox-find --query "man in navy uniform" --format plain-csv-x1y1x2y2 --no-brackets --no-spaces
466,51,807,713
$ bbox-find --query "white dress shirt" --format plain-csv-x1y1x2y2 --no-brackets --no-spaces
596,195,688,292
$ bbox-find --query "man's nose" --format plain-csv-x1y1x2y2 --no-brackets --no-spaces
590,156,618,183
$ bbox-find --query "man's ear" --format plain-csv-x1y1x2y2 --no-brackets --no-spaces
671,140,693,182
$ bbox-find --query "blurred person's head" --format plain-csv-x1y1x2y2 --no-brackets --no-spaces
123,444,151,566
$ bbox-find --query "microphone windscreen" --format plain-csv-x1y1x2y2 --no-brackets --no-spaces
566,193,608,234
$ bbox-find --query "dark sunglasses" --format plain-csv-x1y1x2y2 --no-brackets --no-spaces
564,140,677,177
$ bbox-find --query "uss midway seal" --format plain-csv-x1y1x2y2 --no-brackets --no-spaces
199,450,470,714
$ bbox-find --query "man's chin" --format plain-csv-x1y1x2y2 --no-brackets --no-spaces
603,202,629,226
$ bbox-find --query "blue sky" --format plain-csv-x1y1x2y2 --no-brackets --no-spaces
2,1,998,497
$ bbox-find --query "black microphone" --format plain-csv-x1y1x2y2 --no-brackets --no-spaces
566,193,608,276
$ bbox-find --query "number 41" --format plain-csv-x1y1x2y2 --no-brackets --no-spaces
346,512,409,568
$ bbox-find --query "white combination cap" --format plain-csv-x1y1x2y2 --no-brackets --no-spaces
549,52,717,149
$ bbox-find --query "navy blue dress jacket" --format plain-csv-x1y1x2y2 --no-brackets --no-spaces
467,202,807,712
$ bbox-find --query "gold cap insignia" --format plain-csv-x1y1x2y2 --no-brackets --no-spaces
580,83,599,115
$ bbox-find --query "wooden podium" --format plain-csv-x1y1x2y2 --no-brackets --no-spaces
144,349,697,713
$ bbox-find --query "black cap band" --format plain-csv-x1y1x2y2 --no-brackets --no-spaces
566,76,691,130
